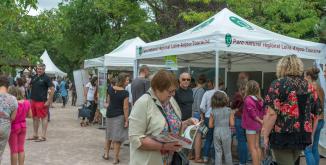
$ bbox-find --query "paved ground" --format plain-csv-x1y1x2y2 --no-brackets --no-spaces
2,102,326,165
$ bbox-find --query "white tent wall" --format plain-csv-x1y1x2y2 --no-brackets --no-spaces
84,56,104,68
40,50,67,77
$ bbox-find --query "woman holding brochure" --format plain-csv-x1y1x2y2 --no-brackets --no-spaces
129,69,198,165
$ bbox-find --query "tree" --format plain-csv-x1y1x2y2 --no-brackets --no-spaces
0,0,38,72
55,0,159,74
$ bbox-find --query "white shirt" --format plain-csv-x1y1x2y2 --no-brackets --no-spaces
125,83,133,104
200,89,226,118
53,80,59,90
85,82,95,101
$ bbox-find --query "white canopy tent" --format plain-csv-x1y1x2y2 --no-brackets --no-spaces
84,56,104,68
137,8,326,154
83,37,146,69
84,37,166,78
136,8,326,85
104,37,146,70
40,50,67,77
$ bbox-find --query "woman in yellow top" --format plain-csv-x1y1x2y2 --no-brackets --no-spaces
129,70,197,165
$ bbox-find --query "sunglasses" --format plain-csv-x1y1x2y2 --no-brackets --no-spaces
182,78,191,82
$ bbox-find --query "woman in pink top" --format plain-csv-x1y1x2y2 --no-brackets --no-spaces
8,87,32,165
241,80,264,165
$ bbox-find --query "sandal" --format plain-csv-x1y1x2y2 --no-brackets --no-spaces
27,136,38,140
188,154,195,160
194,159,205,163
35,137,46,142
113,159,120,164
102,154,109,160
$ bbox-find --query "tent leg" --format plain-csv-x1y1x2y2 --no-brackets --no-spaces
98,117,106,130
133,59,139,79
215,50,219,90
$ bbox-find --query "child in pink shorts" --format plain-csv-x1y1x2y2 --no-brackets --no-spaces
8,87,32,165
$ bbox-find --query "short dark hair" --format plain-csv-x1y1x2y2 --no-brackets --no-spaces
151,69,178,92
211,91,229,108
0,75,9,88
197,74,207,84
116,72,129,87
16,78,24,87
90,77,97,86
37,63,46,68
139,65,149,73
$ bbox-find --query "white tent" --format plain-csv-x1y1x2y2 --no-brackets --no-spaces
83,37,146,70
136,8,326,83
40,50,67,77
84,56,104,68
104,37,146,70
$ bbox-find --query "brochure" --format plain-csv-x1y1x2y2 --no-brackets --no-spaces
151,121,203,149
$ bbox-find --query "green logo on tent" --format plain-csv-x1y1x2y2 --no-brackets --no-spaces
225,33,232,47
192,17,215,32
229,16,253,30
137,47,142,56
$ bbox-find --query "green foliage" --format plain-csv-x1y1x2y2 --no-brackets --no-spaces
0,0,37,73
55,0,159,75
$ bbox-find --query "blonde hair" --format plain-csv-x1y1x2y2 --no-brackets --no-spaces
8,87,24,100
276,54,304,78
245,80,262,100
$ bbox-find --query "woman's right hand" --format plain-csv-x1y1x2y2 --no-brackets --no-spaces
162,142,182,152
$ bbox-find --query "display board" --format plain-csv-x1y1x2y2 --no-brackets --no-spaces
73,69,89,106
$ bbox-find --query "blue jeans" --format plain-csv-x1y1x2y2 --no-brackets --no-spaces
193,111,201,120
235,117,248,164
203,117,214,159
304,120,325,165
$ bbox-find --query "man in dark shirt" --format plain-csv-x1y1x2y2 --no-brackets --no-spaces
131,65,150,105
174,72,194,121
28,63,54,142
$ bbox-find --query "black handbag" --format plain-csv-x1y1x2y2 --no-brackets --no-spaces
78,105,91,118
261,148,278,165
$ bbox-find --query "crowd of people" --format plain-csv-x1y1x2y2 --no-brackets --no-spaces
95,54,326,165
0,63,76,165
0,54,325,165
106,54,324,165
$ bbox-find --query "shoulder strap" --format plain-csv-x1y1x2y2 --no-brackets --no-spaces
146,92,172,132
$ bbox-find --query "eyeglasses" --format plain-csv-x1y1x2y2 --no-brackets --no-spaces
182,78,191,82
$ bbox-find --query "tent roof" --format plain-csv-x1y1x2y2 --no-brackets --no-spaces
104,37,145,68
84,56,104,68
137,8,326,61
40,50,67,77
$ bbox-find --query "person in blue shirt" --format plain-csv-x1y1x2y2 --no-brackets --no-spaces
59,78,69,108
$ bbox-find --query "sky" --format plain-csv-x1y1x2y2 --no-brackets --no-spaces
28,0,62,16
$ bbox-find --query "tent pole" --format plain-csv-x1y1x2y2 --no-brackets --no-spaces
215,50,219,90
133,59,139,79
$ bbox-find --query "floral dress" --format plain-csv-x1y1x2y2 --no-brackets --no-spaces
160,101,182,165
265,76,322,150
0,93,18,160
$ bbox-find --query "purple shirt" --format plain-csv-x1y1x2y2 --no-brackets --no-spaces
241,96,264,131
